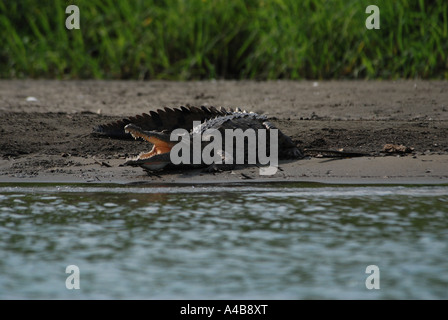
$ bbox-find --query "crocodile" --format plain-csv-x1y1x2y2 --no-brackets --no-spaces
94,105,303,172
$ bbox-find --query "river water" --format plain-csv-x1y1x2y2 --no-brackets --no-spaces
0,182,447,299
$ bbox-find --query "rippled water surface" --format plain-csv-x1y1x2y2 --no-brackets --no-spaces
0,182,447,299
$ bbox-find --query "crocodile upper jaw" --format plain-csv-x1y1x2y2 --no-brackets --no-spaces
124,124,175,170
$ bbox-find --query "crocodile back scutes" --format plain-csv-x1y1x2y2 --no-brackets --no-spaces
192,112,268,134
94,105,232,138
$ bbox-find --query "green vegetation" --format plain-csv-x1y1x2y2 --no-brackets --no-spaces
1,0,447,79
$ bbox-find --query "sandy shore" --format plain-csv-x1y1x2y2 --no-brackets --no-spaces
1,80,447,184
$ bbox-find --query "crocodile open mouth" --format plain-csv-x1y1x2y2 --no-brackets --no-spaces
124,124,175,166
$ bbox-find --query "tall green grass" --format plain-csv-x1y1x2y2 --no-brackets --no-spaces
0,0,447,79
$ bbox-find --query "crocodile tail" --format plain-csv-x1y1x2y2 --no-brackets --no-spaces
93,105,231,139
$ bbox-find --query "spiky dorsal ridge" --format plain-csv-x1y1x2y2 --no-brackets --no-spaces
192,111,268,134
93,105,234,139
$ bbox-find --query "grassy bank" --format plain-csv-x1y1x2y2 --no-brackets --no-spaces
1,0,447,80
